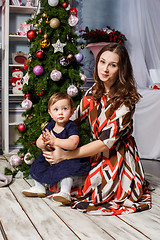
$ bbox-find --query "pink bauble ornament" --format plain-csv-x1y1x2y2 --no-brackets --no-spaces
68,15,78,27
21,99,33,110
33,65,44,76
50,70,62,81
9,155,21,167
80,73,87,83
17,123,26,133
48,0,59,7
67,85,78,97
66,33,70,41
74,52,84,62
24,153,35,165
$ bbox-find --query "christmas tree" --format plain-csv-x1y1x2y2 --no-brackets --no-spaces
8,0,91,177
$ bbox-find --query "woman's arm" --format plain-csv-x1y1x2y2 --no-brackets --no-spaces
54,135,79,150
43,139,108,165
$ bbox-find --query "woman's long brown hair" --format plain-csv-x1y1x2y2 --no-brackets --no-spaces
92,43,141,109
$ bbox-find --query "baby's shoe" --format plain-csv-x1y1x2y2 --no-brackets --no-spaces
52,192,71,205
22,185,46,197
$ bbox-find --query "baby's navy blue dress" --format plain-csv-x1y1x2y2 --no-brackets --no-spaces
30,120,91,185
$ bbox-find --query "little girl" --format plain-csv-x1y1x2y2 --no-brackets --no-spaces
22,92,90,204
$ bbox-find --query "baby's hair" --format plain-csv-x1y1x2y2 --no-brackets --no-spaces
48,92,74,110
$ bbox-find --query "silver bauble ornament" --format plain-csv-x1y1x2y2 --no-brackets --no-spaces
48,0,59,7
68,15,78,27
21,99,33,110
67,85,78,97
50,70,62,81
9,155,21,167
24,153,35,165
80,73,87,84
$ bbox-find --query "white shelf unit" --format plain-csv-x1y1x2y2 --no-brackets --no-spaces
1,0,38,154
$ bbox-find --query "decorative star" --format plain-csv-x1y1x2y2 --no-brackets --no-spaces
52,39,66,53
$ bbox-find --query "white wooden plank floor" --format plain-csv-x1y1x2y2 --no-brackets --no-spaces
0,156,160,240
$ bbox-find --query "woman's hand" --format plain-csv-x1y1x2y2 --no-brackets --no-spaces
43,146,66,165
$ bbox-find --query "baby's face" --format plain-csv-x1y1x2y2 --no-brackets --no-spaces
48,99,73,125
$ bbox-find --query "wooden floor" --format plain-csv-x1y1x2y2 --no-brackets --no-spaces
0,156,160,240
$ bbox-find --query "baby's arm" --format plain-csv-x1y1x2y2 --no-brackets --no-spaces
54,135,79,150
44,129,79,150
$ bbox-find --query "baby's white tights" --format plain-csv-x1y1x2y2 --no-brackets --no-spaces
60,177,73,194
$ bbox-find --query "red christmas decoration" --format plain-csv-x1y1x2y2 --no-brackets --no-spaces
24,60,28,70
17,124,26,133
10,67,23,86
27,30,37,40
70,7,78,17
62,2,68,8
39,29,42,34
24,93,32,99
29,141,36,145
37,90,45,96
36,50,45,60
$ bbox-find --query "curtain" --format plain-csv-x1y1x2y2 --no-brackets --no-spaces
120,0,160,89
120,0,160,160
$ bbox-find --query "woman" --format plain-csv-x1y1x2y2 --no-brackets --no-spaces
43,43,151,215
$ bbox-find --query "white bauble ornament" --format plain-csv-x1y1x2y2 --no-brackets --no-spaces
24,153,35,165
67,85,78,97
21,99,33,110
68,15,78,27
50,70,62,81
80,73,87,84
9,155,21,167
48,0,59,6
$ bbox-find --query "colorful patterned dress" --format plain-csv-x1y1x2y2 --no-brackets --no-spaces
71,86,151,215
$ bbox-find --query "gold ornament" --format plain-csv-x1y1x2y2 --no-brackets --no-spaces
67,53,74,61
42,13,47,18
46,18,50,24
27,56,32,63
81,44,85,49
27,115,33,120
44,33,48,39
40,34,50,48
41,121,48,130
49,18,60,29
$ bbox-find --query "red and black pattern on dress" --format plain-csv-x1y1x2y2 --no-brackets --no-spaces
71,86,151,215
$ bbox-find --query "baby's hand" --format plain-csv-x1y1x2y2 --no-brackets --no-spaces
42,129,50,143
42,129,56,147
46,131,56,146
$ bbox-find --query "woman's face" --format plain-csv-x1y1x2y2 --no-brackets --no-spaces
97,50,119,92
